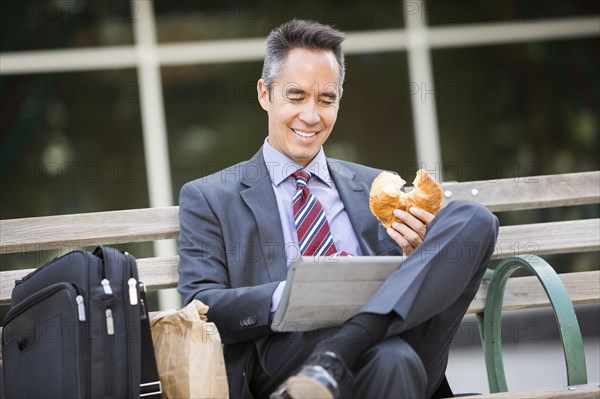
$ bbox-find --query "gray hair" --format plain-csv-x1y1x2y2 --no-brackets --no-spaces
261,19,346,91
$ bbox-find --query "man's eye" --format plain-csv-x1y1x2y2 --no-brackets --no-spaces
319,99,336,106
286,96,303,102
284,93,302,100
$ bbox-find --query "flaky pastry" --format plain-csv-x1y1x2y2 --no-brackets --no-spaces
369,169,443,228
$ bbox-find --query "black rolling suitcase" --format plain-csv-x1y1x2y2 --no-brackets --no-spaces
2,246,162,399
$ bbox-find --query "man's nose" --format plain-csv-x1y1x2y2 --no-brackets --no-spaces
298,101,320,125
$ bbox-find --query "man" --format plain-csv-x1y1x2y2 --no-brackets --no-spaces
178,19,498,399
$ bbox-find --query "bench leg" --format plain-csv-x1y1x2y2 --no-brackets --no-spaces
478,255,587,393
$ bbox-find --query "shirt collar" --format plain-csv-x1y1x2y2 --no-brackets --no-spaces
262,138,332,187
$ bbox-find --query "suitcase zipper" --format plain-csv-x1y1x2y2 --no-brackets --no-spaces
100,278,115,335
123,252,140,397
128,278,138,305
138,282,148,320
105,309,115,335
96,248,116,396
76,295,86,321
101,278,113,295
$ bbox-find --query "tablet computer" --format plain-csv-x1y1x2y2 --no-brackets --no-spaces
271,255,404,332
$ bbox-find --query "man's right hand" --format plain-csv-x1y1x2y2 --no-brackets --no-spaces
386,206,433,255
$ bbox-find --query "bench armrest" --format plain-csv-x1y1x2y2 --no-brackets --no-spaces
477,255,587,393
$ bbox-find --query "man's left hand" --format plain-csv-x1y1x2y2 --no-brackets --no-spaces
386,207,434,255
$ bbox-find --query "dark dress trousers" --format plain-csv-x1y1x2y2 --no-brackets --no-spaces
178,148,499,398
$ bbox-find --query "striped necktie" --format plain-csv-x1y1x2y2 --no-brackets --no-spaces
292,169,338,256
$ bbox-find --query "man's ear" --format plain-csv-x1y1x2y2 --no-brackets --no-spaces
257,79,269,111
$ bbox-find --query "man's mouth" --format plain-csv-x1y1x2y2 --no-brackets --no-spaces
291,128,318,138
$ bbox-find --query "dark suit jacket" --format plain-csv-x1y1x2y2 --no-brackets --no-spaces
177,148,402,395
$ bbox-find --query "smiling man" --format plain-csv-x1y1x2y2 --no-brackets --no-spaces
177,19,499,399
257,47,341,167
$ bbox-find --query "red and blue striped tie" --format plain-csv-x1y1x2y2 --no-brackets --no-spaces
292,170,338,256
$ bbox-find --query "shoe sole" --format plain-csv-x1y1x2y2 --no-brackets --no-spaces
285,375,335,399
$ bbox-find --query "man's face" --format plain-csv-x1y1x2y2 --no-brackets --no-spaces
258,48,342,167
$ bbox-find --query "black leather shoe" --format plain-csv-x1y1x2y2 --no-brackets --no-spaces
270,351,352,399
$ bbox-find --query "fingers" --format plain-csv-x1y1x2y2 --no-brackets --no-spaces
408,206,434,225
393,208,429,240
386,226,416,255
386,207,435,256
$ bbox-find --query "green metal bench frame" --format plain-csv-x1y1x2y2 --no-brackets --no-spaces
476,255,588,393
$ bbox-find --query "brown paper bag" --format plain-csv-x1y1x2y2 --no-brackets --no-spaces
150,300,229,399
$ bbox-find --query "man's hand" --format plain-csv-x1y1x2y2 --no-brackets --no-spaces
386,207,434,255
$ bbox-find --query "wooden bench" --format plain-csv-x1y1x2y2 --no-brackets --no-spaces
1,171,599,397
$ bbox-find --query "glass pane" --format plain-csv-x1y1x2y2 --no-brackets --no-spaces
1,0,134,52
432,38,599,182
0,69,148,219
426,0,600,26
154,0,405,43
163,52,414,191
162,61,266,191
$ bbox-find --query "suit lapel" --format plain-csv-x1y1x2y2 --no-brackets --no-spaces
240,150,288,282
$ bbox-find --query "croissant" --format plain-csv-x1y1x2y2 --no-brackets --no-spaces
369,169,443,228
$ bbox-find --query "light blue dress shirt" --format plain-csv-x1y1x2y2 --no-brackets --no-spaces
262,138,362,311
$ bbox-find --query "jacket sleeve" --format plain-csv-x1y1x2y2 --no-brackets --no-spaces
177,181,280,344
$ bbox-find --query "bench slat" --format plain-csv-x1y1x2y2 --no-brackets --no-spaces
467,270,600,314
440,171,600,212
0,207,179,254
495,219,600,258
471,382,600,398
1,172,598,255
